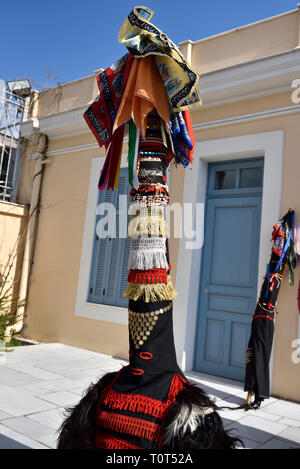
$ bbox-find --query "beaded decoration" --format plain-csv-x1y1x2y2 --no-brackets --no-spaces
128,303,172,349
129,193,169,206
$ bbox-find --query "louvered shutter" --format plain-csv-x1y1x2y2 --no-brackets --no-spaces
88,168,129,307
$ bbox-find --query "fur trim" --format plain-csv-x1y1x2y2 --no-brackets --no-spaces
123,275,177,302
163,403,214,445
160,383,242,449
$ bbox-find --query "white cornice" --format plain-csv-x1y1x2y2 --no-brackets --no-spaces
193,103,300,131
25,102,300,158
20,48,300,140
20,105,88,138
198,48,300,108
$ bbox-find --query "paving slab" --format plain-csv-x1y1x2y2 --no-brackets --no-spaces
279,418,300,428
1,416,56,440
63,367,105,381
40,390,82,407
258,436,300,449
243,409,282,422
226,416,288,445
237,415,288,436
0,385,57,417
0,366,39,386
0,423,47,449
27,408,65,431
36,378,79,393
0,410,12,420
38,432,58,449
262,400,300,421
19,384,54,397
277,426,300,445
7,363,63,381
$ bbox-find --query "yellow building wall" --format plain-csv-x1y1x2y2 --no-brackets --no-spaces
189,9,300,74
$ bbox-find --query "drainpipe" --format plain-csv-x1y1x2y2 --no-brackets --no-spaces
4,132,50,342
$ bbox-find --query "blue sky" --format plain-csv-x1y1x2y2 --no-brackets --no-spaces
1,1,298,89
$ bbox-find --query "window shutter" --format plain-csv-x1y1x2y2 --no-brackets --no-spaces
88,168,129,307
88,187,116,304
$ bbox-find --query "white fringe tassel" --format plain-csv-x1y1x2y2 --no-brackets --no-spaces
128,249,168,270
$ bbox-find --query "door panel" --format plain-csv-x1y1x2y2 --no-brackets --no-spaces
194,181,262,380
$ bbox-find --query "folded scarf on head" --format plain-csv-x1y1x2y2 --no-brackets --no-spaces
113,56,170,138
118,6,201,111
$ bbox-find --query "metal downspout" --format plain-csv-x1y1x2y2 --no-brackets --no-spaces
4,132,49,341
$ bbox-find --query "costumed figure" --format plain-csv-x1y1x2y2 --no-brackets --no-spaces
58,6,240,449
244,209,296,409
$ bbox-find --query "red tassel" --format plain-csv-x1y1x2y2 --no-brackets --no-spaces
98,368,187,419
97,411,160,442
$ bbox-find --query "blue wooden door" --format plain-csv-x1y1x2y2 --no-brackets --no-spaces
194,158,263,380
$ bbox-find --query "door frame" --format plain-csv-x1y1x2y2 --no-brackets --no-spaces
174,131,284,392
194,158,264,379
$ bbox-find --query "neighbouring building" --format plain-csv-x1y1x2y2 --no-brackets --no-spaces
13,7,300,402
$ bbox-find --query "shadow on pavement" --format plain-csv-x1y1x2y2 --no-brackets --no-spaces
0,433,30,449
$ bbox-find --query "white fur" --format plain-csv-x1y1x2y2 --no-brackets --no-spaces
164,403,214,445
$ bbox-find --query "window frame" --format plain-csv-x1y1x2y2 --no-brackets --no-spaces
75,155,128,325
88,168,130,308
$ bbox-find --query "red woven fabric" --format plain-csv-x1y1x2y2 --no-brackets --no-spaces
128,268,168,284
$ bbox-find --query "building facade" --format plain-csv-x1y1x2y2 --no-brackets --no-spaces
16,7,300,402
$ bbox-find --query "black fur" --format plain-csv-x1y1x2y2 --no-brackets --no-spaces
57,372,116,449
57,375,242,449
160,383,243,449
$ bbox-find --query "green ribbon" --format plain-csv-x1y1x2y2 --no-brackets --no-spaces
128,119,137,186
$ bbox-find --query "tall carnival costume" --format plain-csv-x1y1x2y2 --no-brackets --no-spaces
58,6,240,449
244,209,296,409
